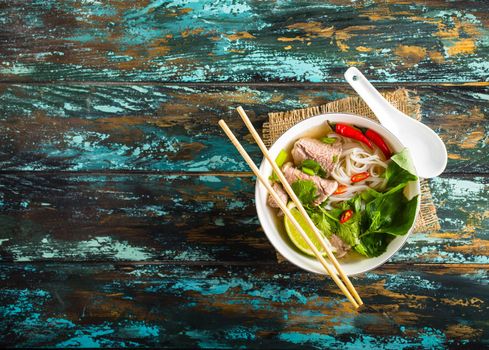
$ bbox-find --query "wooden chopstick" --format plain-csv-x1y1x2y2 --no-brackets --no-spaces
235,106,363,307
218,119,360,309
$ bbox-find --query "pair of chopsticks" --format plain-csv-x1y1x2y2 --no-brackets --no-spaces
219,106,363,309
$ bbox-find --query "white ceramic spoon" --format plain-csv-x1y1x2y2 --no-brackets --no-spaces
344,67,447,178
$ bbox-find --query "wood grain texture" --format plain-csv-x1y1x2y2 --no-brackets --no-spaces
0,263,487,348
0,173,486,264
0,84,487,172
1,1,488,83
1,1,489,346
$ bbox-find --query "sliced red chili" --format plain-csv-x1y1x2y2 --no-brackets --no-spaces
365,129,391,159
335,123,373,149
334,184,348,195
340,209,353,224
351,172,370,183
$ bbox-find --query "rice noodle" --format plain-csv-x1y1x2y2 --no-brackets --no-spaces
329,133,389,202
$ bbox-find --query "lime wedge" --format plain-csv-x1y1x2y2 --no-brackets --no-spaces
284,203,325,257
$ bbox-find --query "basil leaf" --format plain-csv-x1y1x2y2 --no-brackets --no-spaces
385,148,418,189
363,184,419,237
347,194,362,213
360,188,382,203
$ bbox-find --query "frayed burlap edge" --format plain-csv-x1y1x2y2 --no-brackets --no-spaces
262,89,440,261
263,89,421,147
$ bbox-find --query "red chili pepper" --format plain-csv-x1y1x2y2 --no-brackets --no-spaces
334,184,348,195
351,172,370,183
365,129,391,159
340,209,353,224
335,124,373,149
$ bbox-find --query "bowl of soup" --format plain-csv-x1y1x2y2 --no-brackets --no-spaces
255,113,420,276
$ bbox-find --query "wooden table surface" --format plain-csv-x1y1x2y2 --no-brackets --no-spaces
1,1,488,348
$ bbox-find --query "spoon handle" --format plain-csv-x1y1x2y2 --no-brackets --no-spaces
344,67,400,131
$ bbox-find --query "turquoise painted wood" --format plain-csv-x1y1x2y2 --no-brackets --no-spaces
0,263,487,348
1,1,489,83
0,84,487,172
0,174,487,264
1,0,488,348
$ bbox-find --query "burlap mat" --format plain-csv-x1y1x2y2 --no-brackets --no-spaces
263,89,441,248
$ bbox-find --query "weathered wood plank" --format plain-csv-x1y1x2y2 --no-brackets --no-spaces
0,173,487,264
1,0,488,83
0,262,487,348
0,173,269,263
0,84,487,172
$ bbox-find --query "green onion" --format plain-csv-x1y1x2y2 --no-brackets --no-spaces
275,149,288,167
271,149,288,182
302,167,315,176
321,137,337,144
332,155,338,162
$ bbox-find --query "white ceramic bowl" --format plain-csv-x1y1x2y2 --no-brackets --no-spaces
255,113,420,276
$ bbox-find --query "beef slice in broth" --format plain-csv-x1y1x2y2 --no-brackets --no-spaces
282,162,338,205
291,138,342,174
267,182,289,209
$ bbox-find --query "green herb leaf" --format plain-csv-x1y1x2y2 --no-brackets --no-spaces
301,159,320,171
355,233,390,257
318,205,340,222
360,188,382,203
320,137,337,144
337,201,350,211
363,184,419,237
336,212,361,247
332,155,338,163
309,211,335,238
313,201,363,249
300,159,327,177
291,180,317,205
385,148,418,189
348,194,362,213
298,149,419,259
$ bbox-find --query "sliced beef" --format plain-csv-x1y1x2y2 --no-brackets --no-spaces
330,234,351,258
291,137,342,174
282,162,338,205
267,182,289,208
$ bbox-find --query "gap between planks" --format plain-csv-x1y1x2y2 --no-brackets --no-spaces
0,261,487,270
0,170,486,178
0,81,487,87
